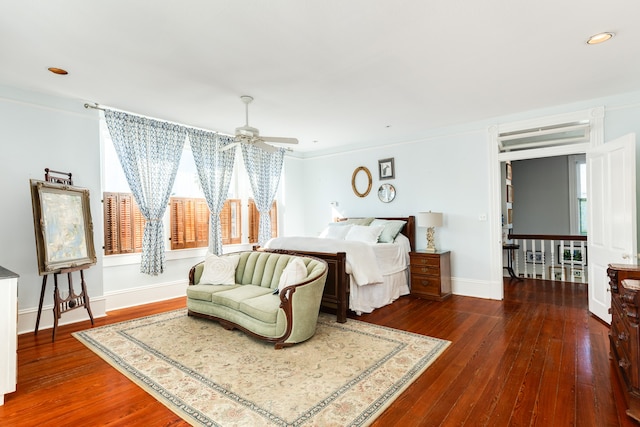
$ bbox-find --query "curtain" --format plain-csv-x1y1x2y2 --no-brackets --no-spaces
241,144,285,246
104,110,186,275
188,129,237,255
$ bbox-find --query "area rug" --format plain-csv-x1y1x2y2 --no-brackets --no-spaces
73,309,450,426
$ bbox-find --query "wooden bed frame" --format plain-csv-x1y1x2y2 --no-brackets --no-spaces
261,216,415,323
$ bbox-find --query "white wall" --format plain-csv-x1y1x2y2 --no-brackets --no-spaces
285,128,495,297
512,156,571,235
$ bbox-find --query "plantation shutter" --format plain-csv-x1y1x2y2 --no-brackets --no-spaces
103,193,119,255
103,192,145,255
248,199,277,244
195,199,209,247
170,197,209,250
220,199,242,245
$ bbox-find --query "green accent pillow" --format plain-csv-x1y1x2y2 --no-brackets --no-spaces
341,217,375,226
370,219,406,243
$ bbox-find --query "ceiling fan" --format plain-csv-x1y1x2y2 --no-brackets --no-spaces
221,95,298,153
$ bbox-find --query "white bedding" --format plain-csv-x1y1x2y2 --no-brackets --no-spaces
263,234,411,314
264,235,409,286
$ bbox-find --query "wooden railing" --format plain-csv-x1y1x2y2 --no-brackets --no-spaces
507,234,588,283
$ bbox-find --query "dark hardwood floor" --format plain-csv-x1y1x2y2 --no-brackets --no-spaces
0,278,635,426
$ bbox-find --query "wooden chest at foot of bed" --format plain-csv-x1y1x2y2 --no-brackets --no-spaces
409,251,451,301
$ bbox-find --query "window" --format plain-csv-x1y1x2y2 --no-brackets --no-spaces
248,199,278,244
221,199,242,245
101,117,282,255
103,192,145,255
169,197,209,250
568,154,587,235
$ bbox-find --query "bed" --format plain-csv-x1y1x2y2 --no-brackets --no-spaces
261,216,415,323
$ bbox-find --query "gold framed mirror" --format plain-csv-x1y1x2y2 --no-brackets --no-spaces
351,166,372,198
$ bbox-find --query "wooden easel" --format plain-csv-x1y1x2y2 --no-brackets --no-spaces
34,265,95,341
33,168,94,341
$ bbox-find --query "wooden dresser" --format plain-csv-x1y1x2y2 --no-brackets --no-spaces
409,251,451,301
608,263,640,422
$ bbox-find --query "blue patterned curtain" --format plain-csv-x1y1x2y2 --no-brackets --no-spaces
188,129,237,255
104,110,186,275
241,145,285,246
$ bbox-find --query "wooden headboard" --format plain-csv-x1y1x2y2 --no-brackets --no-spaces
338,216,416,251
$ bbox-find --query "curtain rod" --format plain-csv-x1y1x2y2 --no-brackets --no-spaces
83,101,294,152
84,102,105,111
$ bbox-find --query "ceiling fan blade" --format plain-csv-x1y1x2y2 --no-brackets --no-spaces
254,140,278,153
219,142,239,152
259,136,299,145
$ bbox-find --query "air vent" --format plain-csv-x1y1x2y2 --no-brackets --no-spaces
498,121,590,153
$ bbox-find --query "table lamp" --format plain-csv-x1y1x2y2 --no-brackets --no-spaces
417,211,443,253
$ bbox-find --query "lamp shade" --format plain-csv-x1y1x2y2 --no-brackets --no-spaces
417,211,443,228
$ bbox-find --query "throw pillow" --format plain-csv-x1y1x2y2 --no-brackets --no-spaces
199,254,240,285
370,219,407,243
345,225,384,244
341,217,375,226
276,258,308,294
319,224,353,239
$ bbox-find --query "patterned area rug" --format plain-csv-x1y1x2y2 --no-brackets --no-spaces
74,309,450,426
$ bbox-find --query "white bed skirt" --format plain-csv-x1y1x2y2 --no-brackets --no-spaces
350,269,410,315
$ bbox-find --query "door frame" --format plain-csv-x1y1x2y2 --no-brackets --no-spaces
488,107,605,300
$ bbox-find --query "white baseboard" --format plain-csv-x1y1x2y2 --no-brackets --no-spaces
17,298,107,335
17,280,188,335
104,279,188,311
452,277,503,300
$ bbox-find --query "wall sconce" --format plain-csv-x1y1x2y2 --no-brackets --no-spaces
417,211,443,253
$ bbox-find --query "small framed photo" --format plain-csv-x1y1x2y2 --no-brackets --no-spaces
378,158,395,180
506,185,513,203
549,266,566,281
506,163,512,181
525,250,545,264
557,245,587,266
573,269,584,279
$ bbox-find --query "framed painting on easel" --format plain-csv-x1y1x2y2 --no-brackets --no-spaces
30,179,97,275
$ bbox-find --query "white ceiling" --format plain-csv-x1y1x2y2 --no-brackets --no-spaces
2,1,639,155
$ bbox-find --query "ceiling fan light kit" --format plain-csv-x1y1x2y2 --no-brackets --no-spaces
223,95,298,153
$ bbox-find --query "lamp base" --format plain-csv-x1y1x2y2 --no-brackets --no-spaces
425,227,437,254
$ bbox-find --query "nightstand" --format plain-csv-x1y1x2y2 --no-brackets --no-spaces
409,250,451,301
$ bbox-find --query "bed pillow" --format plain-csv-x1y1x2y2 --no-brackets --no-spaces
370,219,407,243
345,225,384,244
340,217,375,226
319,224,353,239
199,254,240,285
276,258,308,294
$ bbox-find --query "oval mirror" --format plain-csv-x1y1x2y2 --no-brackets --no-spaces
378,183,396,203
351,166,372,198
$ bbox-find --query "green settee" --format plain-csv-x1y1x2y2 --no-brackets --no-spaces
187,251,328,349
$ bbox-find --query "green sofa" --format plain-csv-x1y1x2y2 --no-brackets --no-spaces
187,251,328,349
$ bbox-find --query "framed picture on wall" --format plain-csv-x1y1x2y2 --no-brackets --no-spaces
506,185,513,203
525,250,545,264
378,158,395,180
557,245,587,266
549,266,566,281
506,163,512,180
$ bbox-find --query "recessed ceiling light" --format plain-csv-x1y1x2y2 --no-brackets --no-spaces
587,32,614,45
47,67,68,75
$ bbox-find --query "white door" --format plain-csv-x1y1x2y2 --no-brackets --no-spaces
587,133,637,323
